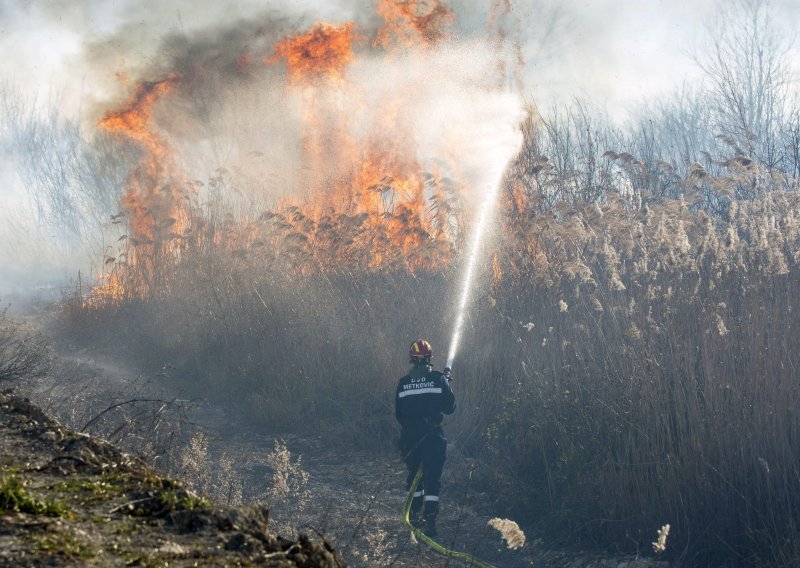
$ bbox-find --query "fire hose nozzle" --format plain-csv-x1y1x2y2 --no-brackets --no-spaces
443,367,452,381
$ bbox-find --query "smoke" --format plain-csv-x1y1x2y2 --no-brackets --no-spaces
0,86,109,296
5,0,800,124
78,2,527,208
0,0,530,296
162,23,520,206
14,0,800,296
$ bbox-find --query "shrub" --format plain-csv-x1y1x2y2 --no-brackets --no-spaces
0,308,50,383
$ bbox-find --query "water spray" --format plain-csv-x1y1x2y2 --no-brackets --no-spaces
445,165,506,371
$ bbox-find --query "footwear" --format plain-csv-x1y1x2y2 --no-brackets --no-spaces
424,516,437,538
423,499,439,537
409,507,422,525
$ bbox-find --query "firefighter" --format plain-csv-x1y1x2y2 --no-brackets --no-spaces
395,339,456,538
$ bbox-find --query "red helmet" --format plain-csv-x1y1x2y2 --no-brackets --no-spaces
409,339,433,359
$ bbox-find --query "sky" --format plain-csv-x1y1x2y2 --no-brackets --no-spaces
1,0,798,121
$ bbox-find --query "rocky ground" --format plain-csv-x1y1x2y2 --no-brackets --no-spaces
0,391,346,567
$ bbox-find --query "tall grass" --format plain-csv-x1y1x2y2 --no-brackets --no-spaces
54,131,800,564
484,181,800,564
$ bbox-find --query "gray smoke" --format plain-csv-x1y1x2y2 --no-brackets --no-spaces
3,0,800,296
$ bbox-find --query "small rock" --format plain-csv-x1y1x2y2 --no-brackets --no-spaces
41,431,57,442
157,541,187,555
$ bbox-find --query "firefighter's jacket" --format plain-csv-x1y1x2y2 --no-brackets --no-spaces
395,365,456,441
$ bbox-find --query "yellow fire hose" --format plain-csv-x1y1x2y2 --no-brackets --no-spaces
403,466,496,568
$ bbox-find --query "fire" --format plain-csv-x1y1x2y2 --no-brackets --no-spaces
97,73,189,298
87,0,485,305
267,5,457,269
270,23,359,83
83,273,127,308
373,0,454,47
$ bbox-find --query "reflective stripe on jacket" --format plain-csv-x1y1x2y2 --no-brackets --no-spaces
395,365,456,433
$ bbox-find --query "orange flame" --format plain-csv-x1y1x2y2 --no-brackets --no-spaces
264,7,461,270
373,0,454,47
89,1,465,306
270,23,360,83
98,73,189,297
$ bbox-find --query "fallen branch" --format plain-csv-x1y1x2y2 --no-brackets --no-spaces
81,398,175,432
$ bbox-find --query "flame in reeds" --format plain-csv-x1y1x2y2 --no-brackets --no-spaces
97,73,189,299
88,0,477,304
268,3,458,269
98,75,184,241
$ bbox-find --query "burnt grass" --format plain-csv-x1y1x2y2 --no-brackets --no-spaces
0,391,346,567
6,357,672,568
192,416,670,568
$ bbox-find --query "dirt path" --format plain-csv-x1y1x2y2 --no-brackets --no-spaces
195,415,667,568
22,350,666,567
199,427,537,567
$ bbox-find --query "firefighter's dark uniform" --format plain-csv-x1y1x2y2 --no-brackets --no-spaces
395,363,456,531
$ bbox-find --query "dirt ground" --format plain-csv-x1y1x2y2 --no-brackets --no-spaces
197,415,669,568
19,351,669,568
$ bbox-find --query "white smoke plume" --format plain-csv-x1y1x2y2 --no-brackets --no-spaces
0,1,528,295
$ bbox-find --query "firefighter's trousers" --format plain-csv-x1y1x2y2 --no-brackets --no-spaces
401,428,447,520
